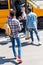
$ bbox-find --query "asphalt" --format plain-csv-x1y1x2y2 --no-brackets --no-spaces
0,30,43,65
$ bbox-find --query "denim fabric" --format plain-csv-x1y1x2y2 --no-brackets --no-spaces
23,21,26,33
29,28,40,42
26,12,37,29
10,37,21,59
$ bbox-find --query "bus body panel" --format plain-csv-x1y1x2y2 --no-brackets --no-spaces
0,0,11,35
0,10,9,28
27,0,43,17
33,7,43,17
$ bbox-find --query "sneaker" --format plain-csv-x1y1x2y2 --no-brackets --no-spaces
38,41,41,44
36,41,41,46
37,44,41,46
38,41,41,45
17,59,23,63
25,37,30,40
31,41,34,44
14,56,18,59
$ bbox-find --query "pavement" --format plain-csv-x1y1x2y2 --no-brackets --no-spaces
0,30,43,65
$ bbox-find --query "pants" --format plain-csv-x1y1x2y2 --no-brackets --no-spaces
23,22,26,34
29,28,40,42
10,37,21,59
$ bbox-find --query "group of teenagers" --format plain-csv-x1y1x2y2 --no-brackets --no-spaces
7,4,41,63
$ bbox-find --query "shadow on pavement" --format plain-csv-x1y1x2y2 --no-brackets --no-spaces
0,56,19,65
9,42,31,48
0,40,11,45
30,43,41,46
9,42,41,48
21,42,31,47
21,42,41,47
0,42,8,45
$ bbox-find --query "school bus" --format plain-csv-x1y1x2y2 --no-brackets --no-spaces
0,0,11,35
0,0,43,36
26,0,43,29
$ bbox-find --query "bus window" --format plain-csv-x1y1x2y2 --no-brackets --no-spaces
29,0,43,8
0,0,8,9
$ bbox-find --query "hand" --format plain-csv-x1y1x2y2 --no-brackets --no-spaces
18,16,22,21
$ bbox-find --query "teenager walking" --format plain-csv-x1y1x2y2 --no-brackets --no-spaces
26,6,41,45
7,10,22,63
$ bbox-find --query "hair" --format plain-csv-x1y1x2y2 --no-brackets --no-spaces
28,8,32,12
28,7,32,12
10,10,16,17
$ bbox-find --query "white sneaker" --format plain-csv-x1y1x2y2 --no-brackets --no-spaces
38,41,41,44
31,41,34,44
37,41,41,46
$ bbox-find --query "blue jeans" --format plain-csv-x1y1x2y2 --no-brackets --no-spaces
29,28,40,42
23,21,26,34
10,37,21,59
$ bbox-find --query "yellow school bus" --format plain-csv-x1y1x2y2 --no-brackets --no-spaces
27,0,43,28
0,0,43,36
0,0,11,35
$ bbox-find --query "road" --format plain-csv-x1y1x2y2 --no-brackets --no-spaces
0,30,43,65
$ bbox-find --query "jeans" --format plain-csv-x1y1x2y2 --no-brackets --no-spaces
10,37,21,59
29,28,40,42
23,21,26,34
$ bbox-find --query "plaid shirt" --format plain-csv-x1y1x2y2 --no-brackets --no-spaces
8,18,20,38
